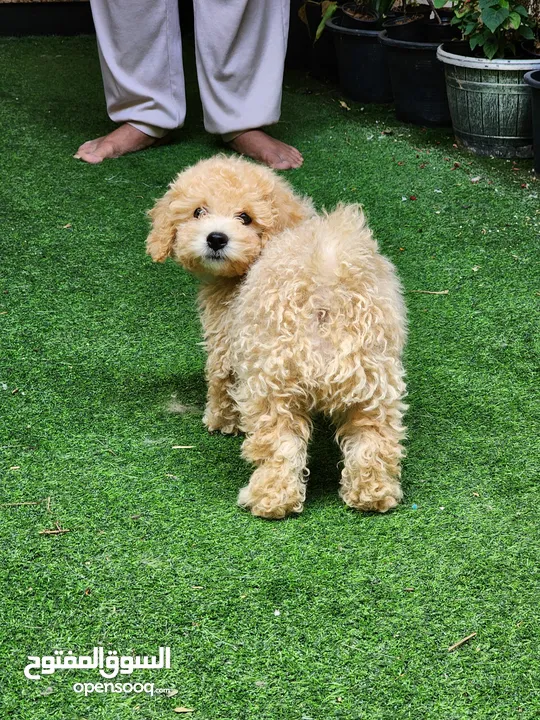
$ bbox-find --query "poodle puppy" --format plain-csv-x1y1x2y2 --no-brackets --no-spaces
146,155,407,519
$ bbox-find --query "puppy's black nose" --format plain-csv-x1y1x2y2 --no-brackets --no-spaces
206,232,229,251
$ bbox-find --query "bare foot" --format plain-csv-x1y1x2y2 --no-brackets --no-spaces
228,130,303,170
74,124,164,164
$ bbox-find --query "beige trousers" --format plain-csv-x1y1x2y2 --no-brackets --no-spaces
89,0,290,141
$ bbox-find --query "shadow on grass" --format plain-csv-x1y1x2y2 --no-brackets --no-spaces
306,415,342,502
108,369,411,510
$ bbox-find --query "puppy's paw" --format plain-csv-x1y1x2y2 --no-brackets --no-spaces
237,481,304,520
340,483,402,513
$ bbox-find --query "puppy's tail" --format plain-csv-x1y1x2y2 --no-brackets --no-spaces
307,203,379,283
306,203,406,339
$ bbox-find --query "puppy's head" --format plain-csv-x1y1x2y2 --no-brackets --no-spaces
146,155,312,277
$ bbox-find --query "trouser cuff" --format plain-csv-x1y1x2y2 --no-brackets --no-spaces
221,129,250,143
128,121,170,139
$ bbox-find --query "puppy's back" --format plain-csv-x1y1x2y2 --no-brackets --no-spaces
231,205,406,408
249,204,405,329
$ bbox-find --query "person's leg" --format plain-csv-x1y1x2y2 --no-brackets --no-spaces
75,0,186,163
193,0,303,170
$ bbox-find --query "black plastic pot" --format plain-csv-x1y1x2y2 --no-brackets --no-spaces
522,41,540,60
326,16,393,103
524,70,540,172
422,18,460,43
383,14,423,41
379,31,451,126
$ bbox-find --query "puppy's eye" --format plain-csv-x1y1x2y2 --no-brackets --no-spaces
194,207,207,219
236,212,252,226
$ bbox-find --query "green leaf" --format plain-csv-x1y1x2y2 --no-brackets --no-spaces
314,1,337,42
508,11,521,28
470,34,483,49
515,5,529,17
483,34,499,58
374,0,396,16
482,6,509,32
519,24,535,39
433,0,448,7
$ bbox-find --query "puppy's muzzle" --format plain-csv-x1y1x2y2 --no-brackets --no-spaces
206,232,229,251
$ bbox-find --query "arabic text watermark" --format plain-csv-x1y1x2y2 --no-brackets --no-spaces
24,647,171,682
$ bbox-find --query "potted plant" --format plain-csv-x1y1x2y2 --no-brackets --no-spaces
524,1,540,168
382,1,456,41
522,0,540,55
524,69,540,171
378,2,459,126
436,0,540,157
287,0,339,80
325,0,396,102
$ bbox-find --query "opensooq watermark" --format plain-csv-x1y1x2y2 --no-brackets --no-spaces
24,646,171,681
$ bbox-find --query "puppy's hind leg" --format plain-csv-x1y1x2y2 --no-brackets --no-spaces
335,400,406,513
238,396,311,520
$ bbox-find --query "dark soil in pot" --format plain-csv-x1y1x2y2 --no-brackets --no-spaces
404,4,431,18
385,13,460,43
341,4,380,29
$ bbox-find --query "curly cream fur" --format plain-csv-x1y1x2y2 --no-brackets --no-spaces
147,155,407,519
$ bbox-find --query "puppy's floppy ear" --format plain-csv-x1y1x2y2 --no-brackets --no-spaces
269,175,314,233
146,189,177,262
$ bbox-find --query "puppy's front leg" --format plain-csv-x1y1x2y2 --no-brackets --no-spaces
203,347,240,435
237,396,311,519
199,282,241,435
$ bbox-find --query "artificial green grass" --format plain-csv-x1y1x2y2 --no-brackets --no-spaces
1,34,539,720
